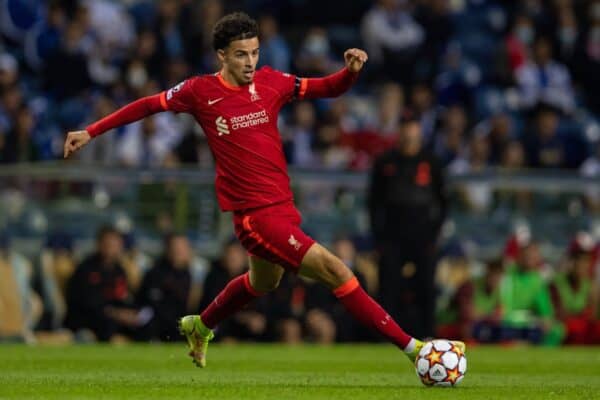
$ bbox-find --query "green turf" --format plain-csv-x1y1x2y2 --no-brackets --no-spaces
1,344,600,400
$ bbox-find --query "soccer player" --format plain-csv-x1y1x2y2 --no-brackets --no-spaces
63,12,464,368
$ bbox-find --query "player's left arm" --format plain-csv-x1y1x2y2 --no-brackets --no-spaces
299,48,368,100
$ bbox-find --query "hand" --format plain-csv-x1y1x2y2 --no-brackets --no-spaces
344,48,368,73
63,130,91,158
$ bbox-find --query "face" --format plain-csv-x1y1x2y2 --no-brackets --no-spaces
168,236,192,269
519,244,541,271
399,121,422,155
222,243,247,275
99,232,123,264
218,37,260,85
537,110,559,139
486,269,502,289
573,254,591,279
534,38,552,64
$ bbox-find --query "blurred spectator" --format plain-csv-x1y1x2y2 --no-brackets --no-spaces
0,106,41,163
0,85,24,134
472,112,516,164
65,226,146,342
283,101,318,167
361,0,424,84
522,103,582,169
522,104,554,168
437,254,504,343
496,141,532,211
120,233,152,294
552,2,579,67
0,233,40,342
433,104,469,166
34,233,75,332
257,14,291,72
369,115,446,338
551,233,600,344
448,134,492,212
575,1,600,114
470,260,504,343
500,140,527,170
23,2,68,70
314,123,352,169
370,82,404,138
137,233,202,341
504,14,534,73
499,242,564,345
77,95,117,165
200,240,267,342
435,42,481,107
340,83,404,170
410,83,438,146
414,0,454,81
296,27,340,76
580,142,600,212
0,53,19,91
116,114,182,167
515,36,575,113
44,20,92,100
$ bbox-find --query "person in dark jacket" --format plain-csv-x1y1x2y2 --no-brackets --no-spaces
65,226,142,341
368,113,447,339
136,233,196,341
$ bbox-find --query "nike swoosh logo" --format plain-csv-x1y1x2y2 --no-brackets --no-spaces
208,97,224,105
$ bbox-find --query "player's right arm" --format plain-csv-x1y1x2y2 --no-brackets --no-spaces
64,79,197,158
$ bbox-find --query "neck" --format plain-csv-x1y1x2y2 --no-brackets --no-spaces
220,68,243,87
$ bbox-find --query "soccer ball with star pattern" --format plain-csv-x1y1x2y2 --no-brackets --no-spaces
415,339,467,387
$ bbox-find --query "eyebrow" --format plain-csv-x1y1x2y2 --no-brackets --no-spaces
234,48,260,54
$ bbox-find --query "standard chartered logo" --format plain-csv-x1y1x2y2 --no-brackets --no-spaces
215,110,269,136
215,116,230,136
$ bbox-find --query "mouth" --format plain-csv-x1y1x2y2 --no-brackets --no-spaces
243,70,254,79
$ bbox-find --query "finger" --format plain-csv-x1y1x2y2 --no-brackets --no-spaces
64,140,72,158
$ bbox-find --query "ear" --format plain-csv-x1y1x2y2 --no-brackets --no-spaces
217,49,226,64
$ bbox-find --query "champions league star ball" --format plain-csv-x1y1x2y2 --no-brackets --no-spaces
415,339,467,387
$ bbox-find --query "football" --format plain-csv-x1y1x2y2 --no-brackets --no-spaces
415,339,467,387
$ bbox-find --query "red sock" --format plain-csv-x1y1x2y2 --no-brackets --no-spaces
334,277,413,349
200,272,263,329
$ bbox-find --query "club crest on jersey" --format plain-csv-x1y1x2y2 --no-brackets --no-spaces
167,81,185,100
288,234,302,250
249,83,260,101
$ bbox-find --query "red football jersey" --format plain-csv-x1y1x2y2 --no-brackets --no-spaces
160,66,307,211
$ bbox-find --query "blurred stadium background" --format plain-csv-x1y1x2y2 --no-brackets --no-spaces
0,0,599,346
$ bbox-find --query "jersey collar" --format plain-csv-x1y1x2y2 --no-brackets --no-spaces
216,72,242,91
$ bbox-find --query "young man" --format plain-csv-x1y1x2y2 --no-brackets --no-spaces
64,12,464,367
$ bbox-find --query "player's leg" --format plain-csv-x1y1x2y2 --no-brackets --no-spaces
180,256,283,367
298,242,465,361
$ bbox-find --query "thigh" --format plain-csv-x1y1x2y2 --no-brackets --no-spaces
234,203,316,271
249,256,285,291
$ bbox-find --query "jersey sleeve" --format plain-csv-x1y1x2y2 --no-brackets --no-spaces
161,78,200,113
261,66,307,103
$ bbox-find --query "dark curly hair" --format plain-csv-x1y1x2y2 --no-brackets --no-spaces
212,12,258,51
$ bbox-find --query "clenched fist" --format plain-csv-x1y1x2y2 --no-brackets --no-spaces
344,48,368,73
63,130,91,158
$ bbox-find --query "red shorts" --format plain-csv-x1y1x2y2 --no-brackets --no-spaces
233,201,315,271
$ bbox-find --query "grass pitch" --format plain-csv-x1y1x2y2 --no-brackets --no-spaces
1,344,599,399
